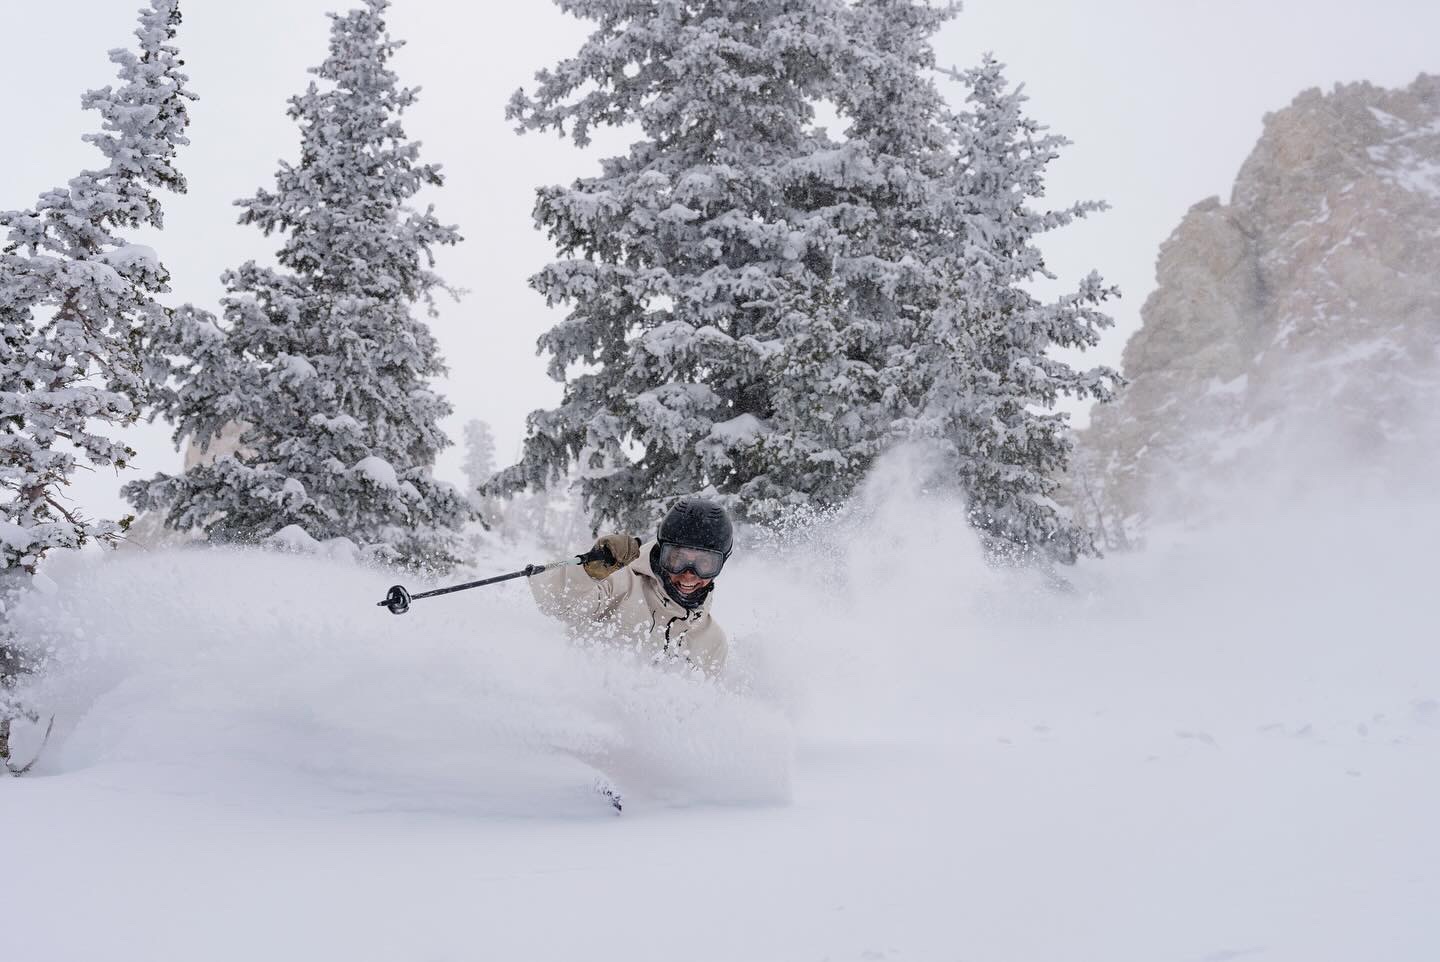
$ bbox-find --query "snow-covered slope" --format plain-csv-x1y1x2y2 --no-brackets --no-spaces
3,452,1437,962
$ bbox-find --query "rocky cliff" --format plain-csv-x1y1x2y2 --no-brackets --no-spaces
1072,74,1440,546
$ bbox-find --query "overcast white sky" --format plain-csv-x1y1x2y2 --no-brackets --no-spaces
3,0,1437,521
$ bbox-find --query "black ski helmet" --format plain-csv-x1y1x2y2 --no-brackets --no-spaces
657,497,734,559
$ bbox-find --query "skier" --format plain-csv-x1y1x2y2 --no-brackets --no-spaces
529,497,733,675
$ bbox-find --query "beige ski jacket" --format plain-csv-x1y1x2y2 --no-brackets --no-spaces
528,540,727,675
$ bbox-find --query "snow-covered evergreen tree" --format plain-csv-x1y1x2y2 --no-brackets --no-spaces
125,0,470,571
500,0,1117,553
0,0,193,578
459,417,500,543
741,0,1117,560
461,419,497,504
881,54,1120,562
0,0,194,755
493,0,901,531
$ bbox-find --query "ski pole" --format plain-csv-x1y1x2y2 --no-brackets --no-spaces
376,544,615,615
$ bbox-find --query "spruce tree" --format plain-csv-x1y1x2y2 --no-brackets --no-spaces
829,2,1119,561
501,0,1117,554
888,55,1121,563
494,0,897,530
0,0,194,754
125,0,469,571
460,417,499,536
461,419,497,505
0,0,193,578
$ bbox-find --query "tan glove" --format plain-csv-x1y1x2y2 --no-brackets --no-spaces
582,534,642,580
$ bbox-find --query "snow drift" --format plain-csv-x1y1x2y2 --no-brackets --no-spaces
10,544,794,812
3,444,1438,961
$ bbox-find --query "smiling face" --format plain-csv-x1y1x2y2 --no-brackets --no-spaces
666,568,713,598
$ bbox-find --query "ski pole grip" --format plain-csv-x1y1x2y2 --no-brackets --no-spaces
576,542,617,567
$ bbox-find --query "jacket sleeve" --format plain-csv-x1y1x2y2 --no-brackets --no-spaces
529,562,630,631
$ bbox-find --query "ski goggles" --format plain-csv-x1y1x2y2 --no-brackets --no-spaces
656,543,727,580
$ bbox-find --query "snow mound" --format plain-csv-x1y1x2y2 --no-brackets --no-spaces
352,455,399,488
10,546,793,814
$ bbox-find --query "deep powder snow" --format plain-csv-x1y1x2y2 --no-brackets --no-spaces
2,454,1437,962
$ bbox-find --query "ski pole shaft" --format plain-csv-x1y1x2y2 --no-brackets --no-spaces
406,558,569,600
377,545,614,615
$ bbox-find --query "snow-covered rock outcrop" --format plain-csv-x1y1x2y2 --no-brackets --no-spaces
1072,74,1440,544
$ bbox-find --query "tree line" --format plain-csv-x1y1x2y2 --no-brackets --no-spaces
1,0,1118,604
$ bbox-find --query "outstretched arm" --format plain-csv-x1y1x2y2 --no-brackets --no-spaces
529,535,641,626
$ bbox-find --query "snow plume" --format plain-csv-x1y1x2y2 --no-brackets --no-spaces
12,436,1437,812
1129,343,1440,538
4,442,1438,959
723,443,1006,735
728,437,1439,766
10,547,793,812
